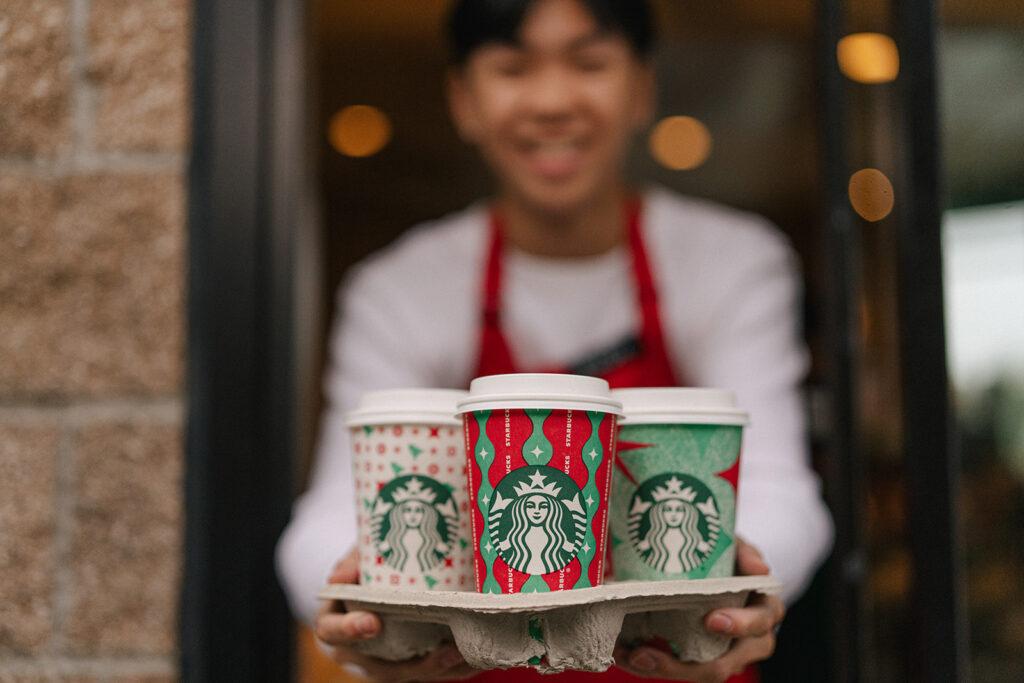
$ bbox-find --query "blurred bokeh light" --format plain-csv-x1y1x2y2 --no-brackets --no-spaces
328,105,393,158
648,115,713,171
849,168,895,221
837,33,900,84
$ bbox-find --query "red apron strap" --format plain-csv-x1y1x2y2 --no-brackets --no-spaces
475,198,682,387
626,198,657,308
621,198,681,387
482,210,504,326
474,210,518,378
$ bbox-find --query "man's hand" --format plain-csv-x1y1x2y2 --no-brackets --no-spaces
314,549,478,682
614,539,785,683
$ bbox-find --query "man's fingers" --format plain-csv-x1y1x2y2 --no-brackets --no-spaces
337,644,473,683
710,633,777,678
618,633,776,683
735,539,770,576
616,645,677,679
315,610,381,645
619,646,728,682
706,594,785,638
329,550,360,584
400,644,469,679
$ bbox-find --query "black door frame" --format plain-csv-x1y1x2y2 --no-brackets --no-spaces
892,0,968,679
182,0,965,680
183,0,308,679
814,0,866,679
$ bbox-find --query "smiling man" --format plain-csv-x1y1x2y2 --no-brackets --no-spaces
446,0,655,257
277,1,833,682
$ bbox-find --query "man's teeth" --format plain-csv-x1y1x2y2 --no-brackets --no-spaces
530,141,580,156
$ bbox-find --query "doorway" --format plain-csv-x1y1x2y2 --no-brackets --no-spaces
182,0,1018,680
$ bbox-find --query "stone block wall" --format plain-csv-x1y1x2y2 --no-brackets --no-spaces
0,1,190,680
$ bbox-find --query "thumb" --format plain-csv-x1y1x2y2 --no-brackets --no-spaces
329,549,360,584
736,538,770,576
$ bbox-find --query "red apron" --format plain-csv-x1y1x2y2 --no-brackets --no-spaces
467,199,758,683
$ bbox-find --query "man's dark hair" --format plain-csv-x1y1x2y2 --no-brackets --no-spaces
447,0,655,65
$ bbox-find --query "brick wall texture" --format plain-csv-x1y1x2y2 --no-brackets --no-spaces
0,1,189,680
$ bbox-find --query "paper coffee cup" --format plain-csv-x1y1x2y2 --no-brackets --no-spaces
609,388,748,581
348,389,474,591
457,374,623,594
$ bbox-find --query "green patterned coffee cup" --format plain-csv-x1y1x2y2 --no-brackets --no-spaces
609,389,748,581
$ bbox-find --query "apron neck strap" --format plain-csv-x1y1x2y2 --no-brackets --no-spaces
625,197,657,305
482,210,506,325
483,198,656,320
478,197,669,379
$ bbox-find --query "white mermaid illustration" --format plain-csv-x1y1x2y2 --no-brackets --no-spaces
382,499,445,571
371,476,457,572
505,494,574,574
490,468,586,575
629,475,718,574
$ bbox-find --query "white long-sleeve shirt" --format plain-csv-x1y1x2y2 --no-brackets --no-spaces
276,187,833,622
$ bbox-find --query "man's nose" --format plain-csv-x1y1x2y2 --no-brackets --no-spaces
525,65,577,117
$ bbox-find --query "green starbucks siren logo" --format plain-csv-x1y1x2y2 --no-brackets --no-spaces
628,473,722,574
488,466,587,576
371,475,458,572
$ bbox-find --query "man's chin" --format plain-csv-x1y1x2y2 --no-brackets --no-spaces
515,183,603,218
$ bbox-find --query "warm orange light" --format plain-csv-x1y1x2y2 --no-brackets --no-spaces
837,33,900,84
649,116,712,171
328,105,392,157
849,168,895,222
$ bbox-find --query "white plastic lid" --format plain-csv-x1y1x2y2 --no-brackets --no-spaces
345,388,468,427
612,388,749,426
456,373,623,415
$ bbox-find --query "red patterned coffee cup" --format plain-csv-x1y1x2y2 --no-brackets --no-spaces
457,374,623,594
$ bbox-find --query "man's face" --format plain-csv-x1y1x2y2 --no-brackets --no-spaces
449,0,654,216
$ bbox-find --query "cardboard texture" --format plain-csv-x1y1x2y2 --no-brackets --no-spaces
319,575,781,673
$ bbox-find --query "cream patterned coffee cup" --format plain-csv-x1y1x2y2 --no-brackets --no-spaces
348,389,474,591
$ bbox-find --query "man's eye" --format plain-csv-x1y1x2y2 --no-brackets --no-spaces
575,55,611,72
494,61,527,77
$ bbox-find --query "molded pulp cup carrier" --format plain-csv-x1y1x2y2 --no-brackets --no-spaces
333,382,778,671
